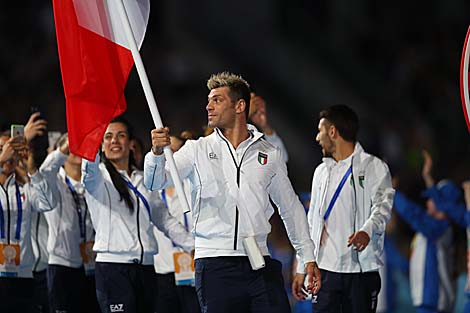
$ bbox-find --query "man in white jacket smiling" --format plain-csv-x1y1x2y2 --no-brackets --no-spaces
144,72,319,313
292,105,394,313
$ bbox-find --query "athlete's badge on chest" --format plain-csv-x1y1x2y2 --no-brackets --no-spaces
0,243,20,277
173,251,195,286
258,152,268,165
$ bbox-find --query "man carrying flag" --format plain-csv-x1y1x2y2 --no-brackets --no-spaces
144,72,321,313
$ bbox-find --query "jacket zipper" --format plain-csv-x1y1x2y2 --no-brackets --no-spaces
1,183,11,245
218,131,256,250
33,213,41,272
136,197,144,264
350,158,363,272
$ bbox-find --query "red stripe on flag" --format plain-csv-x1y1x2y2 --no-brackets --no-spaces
53,0,134,160
459,26,470,133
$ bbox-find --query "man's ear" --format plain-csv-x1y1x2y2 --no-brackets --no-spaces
328,124,337,139
235,99,246,115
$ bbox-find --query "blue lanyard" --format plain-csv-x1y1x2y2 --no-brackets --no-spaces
0,183,23,241
323,166,352,221
15,184,22,241
65,177,86,239
124,179,151,218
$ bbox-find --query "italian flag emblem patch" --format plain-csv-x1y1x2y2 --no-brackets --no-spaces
258,152,268,165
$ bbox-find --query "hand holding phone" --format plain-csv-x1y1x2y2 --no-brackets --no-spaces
10,124,25,142
24,112,47,142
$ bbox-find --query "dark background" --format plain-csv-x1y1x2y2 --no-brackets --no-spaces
2,1,470,193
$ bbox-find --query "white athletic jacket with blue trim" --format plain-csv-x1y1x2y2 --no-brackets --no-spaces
143,125,315,265
0,172,56,277
38,150,95,268
82,154,194,265
298,143,394,273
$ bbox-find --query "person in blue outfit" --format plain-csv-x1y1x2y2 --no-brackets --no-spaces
393,151,457,313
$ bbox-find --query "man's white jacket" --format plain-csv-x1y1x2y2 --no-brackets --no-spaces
144,125,315,266
82,154,194,265
299,143,394,273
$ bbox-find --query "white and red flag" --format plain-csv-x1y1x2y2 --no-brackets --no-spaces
460,26,470,133
52,0,150,160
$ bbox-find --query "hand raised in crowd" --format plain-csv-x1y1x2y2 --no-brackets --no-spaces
59,136,70,155
422,150,435,188
347,231,370,251
249,94,273,135
150,127,170,155
24,146,37,175
0,137,18,164
292,261,321,300
14,144,37,176
462,181,470,209
0,137,28,164
24,112,47,142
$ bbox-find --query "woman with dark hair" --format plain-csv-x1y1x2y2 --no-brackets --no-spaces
82,118,194,313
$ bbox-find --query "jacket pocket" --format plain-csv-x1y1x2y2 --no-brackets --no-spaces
200,176,220,198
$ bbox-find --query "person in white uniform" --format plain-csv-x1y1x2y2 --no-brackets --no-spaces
144,72,320,313
292,105,394,313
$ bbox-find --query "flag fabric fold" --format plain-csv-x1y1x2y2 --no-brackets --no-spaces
52,0,150,160
460,26,470,133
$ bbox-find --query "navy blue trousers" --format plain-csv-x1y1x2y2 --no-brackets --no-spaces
47,264,100,313
155,272,201,313
32,270,49,313
312,269,381,313
195,256,291,313
95,262,157,313
0,277,34,313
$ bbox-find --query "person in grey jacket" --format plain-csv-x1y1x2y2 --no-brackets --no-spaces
292,105,394,313
144,72,320,313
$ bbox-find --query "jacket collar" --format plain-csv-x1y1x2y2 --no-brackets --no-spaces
214,124,264,145
323,142,363,169
118,168,142,186
2,173,16,188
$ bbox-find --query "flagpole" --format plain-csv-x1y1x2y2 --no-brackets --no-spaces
116,0,191,213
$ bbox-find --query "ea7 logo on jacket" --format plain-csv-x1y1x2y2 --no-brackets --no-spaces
110,304,124,312
208,152,218,159
258,152,268,165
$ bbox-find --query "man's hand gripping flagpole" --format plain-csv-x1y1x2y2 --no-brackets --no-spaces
116,0,191,214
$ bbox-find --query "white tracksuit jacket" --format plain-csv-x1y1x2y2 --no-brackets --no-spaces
82,154,194,265
298,143,394,273
153,185,193,274
39,150,95,268
0,172,56,277
144,125,315,265
31,211,49,272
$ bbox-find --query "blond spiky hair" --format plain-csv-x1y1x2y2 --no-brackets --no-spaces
207,71,250,90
